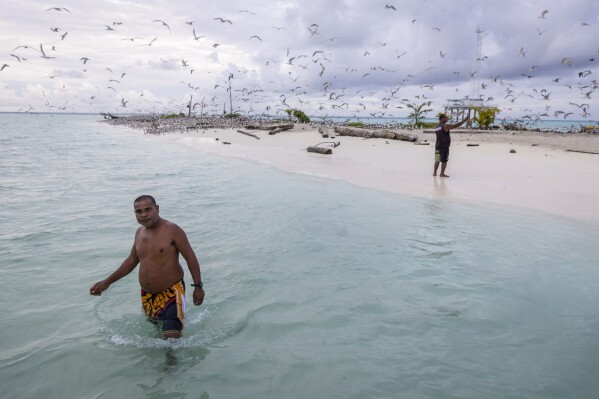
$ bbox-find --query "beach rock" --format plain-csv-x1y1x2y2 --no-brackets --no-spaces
510,149,516,153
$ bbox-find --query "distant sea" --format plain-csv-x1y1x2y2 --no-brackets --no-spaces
1,113,599,398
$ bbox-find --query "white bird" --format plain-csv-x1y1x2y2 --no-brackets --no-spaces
39,44,55,59
47,7,71,13
152,20,171,34
192,29,204,40
214,17,232,24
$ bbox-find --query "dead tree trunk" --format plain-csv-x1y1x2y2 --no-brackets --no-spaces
307,146,332,154
333,126,417,142
236,130,261,139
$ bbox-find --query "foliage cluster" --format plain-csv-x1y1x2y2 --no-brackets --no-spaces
472,107,500,128
285,109,311,123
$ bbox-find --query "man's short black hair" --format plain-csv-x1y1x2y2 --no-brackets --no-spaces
439,114,448,121
134,195,156,205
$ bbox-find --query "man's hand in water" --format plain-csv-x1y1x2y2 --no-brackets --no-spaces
90,280,110,296
193,287,205,305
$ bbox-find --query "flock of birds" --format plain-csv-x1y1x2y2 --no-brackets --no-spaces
1,4,597,127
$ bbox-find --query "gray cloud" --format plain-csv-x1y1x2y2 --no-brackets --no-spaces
0,0,597,121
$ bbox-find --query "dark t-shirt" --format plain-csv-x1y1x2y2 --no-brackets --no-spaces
435,123,450,149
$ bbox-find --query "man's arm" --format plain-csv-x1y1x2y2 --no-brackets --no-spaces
90,242,139,296
445,115,470,131
172,225,204,306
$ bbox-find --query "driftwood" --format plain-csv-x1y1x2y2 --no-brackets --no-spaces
268,127,282,135
315,141,340,148
307,146,332,154
466,144,480,147
566,149,599,155
245,123,294,131
333,126,417,142
414,142,430,145
236,130,260,139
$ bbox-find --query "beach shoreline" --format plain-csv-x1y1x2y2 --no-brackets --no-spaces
103,117,599,224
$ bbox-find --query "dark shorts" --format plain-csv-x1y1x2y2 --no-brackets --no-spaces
435,147,449,163
141,280,186,335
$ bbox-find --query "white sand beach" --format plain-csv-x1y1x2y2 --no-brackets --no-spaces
171,126,599,223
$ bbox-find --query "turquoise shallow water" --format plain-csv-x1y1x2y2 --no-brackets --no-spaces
1,113,599,398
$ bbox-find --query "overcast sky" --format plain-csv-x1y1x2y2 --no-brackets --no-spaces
0,0,597,122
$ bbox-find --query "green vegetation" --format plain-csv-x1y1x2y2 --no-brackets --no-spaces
472,107,500,128
161,113,185,119
284,108,311,123
347,121,365,127
224,113,241,118
293,109,310,123
414,121,438,129
406,102,433,126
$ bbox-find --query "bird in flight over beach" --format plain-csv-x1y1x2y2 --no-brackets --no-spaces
538,9,549,19
385,5,396,10
1,64,9,71
249,35,262,41
214,17,233,24
192,29,204,40
152,20,171,34
80,57,90,64
39,44,55,59
141,37,157,46
47,7,71,13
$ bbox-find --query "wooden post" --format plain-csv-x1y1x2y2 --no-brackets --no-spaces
188,94,192,117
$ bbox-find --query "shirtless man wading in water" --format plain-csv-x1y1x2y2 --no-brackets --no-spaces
90,195,204,338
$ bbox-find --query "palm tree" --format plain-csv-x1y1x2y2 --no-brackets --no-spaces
406,102,433,126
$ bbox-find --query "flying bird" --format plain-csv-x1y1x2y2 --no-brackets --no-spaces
192,29,204,40
249,35,262,41
152,20,171,34
47,7,71,13
214,17,233,24
385,5,396,10
10,54,25,62
1,64,8,71
519,47,527,57
39,44,55,59
80,57,90,64
538,9,549,19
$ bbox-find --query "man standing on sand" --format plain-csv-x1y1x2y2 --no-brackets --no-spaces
90,195,204,339
433,113,470,177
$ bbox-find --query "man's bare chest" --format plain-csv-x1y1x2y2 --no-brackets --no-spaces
136,233,177,260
